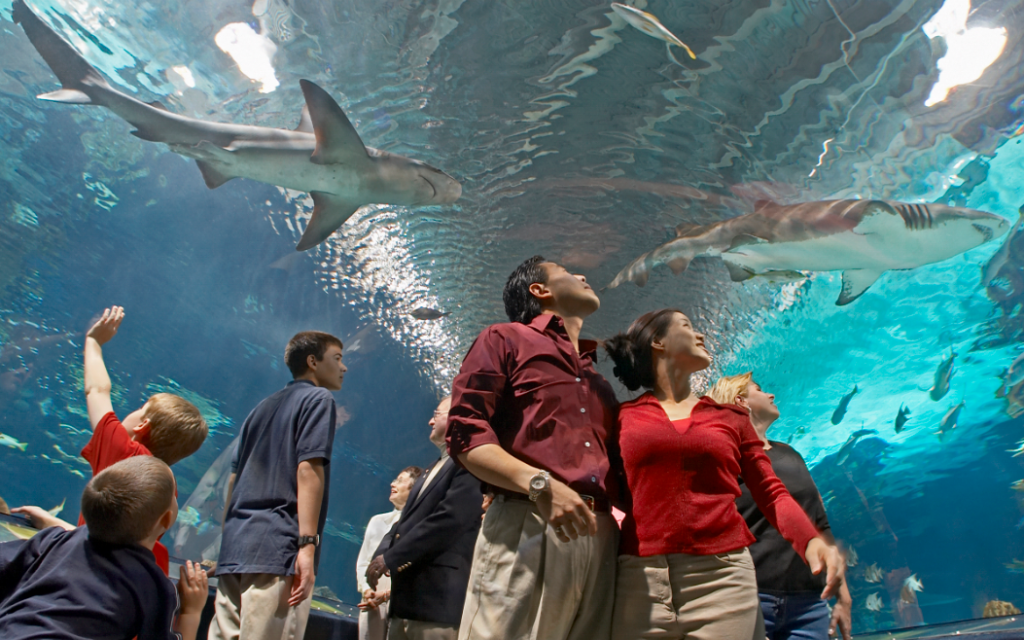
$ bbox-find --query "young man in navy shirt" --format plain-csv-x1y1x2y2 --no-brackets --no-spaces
211,330,347,640
0,456,209,640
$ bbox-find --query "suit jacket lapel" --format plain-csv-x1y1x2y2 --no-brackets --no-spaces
401,467,431,520
405,458,454,517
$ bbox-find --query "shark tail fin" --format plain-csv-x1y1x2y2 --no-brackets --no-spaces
295,192,362,251
13,0,110,105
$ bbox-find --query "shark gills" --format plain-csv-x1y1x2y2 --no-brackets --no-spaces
12,0,462,251
608,199,1011,306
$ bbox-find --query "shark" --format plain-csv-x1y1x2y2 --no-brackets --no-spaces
12,0,462,251
607,199,1011,305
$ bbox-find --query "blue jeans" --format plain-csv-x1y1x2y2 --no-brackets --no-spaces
760,592,831,640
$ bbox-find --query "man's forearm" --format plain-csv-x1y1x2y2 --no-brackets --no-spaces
296,460,325,537
459,444,540,494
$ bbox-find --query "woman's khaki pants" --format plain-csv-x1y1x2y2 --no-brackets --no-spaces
611,549,759,640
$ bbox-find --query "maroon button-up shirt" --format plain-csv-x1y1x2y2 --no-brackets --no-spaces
446,313,620,501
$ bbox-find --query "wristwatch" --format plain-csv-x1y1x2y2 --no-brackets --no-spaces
528,470,551,502
298,534,320,548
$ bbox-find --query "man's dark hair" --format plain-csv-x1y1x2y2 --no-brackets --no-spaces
81,456,175,545
285,331,344,378
503,256,549,324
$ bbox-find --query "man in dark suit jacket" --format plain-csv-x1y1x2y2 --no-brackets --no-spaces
367,396,483,640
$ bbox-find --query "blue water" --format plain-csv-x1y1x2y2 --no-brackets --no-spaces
2,0,1024,632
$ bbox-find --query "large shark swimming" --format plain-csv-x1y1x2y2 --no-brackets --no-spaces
607,199,1011,305
12,0,462,251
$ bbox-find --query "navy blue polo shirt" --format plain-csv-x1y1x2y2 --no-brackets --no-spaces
0,526,179,640
218,379,336,575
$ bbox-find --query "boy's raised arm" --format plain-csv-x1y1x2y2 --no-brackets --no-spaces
83,307,124,429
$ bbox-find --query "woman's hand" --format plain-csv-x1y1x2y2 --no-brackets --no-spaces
805,537,845,599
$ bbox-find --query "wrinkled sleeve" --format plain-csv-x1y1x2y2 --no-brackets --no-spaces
735,414,820,562
446,327,509,464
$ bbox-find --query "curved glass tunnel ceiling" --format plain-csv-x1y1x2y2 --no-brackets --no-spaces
1,0,1023,632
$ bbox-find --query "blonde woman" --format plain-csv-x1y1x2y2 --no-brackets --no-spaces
603,308,845,640
709,373,852,640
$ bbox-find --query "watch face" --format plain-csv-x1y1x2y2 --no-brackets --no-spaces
531,477,546,491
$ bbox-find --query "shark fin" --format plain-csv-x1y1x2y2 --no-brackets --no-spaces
837,269,883,305
724,259,755,282
666,256,691,275
37,89,92,104
294,105,314,133
194,160,236,189
298,80,369,166
727,234,767,251
12,0,110,102
295,191,362,251
674,223,705,238
148,100,169,112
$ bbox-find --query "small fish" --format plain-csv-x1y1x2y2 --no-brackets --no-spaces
610,3,696,59
929,351,956,401
408,307,451,321
865,562,883,583
866,592,883,612
837,428,876,465
904,574,924,592
176,505,202,528
831,385,859,425
846,546,858,567
1006,558,1024,574
68,469,85,478
48,498,66,517
894,404,911,433
936,401,964,440
0,433,28,451
1011,479,1024,492
1008,440,1024,457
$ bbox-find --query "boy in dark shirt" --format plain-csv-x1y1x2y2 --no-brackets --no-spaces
210,330,346,640
14,306,209,574
0,456,209,640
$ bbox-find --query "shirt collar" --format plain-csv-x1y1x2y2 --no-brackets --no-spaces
527,313,598,361
288,379,316,387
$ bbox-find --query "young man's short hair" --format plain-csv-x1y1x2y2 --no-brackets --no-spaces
503,255,548,324
81,456,175,545
284,331,344,378
144,393,208,466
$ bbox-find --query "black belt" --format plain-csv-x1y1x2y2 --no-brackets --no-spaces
492,488,611,513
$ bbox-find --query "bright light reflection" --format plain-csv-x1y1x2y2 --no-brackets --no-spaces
214,23,279,93
922,0,1006,107
171,65,196,88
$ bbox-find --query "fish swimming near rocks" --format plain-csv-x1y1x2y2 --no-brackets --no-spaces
831,385,859,425
997,351,1024,398
0,433,28,452
610,3,696,59
866,592,883,612
1009,440,1024,457
929,351,956,401
1011,479,1024,492
408,307,452,321
846,546,858,567
894,404,912,433
865,563,883,583
607,199,1010,306
12,0,462,251
936,401,964,441
47,498,66,517
836,427,876,465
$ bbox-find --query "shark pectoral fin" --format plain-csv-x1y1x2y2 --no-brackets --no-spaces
666,256,691,275
195,161,236,189
723,259,755,282
727,234,767,251
298,80,370,166
295,192,362,251
294,105,314,133
837,269,883,305
37,89,92,104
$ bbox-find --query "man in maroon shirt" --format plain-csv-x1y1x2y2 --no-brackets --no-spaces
447,256,620,640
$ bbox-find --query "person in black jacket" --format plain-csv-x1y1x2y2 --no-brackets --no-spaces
709,373,853,640
366,396,484,640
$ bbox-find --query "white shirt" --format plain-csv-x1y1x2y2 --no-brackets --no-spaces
414,451,450,504
356,509,401,594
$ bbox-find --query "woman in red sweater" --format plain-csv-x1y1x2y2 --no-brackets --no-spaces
604,308,845,640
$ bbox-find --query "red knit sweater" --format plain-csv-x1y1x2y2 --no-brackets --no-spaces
618,394,820,561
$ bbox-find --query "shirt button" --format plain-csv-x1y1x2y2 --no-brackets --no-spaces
576,377,581,382
585,442,591,447
580,407,586,413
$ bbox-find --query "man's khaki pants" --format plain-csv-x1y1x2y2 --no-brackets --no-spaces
458,496,618,640
611,549,759,640
389,617,458,640
208,573,313,640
